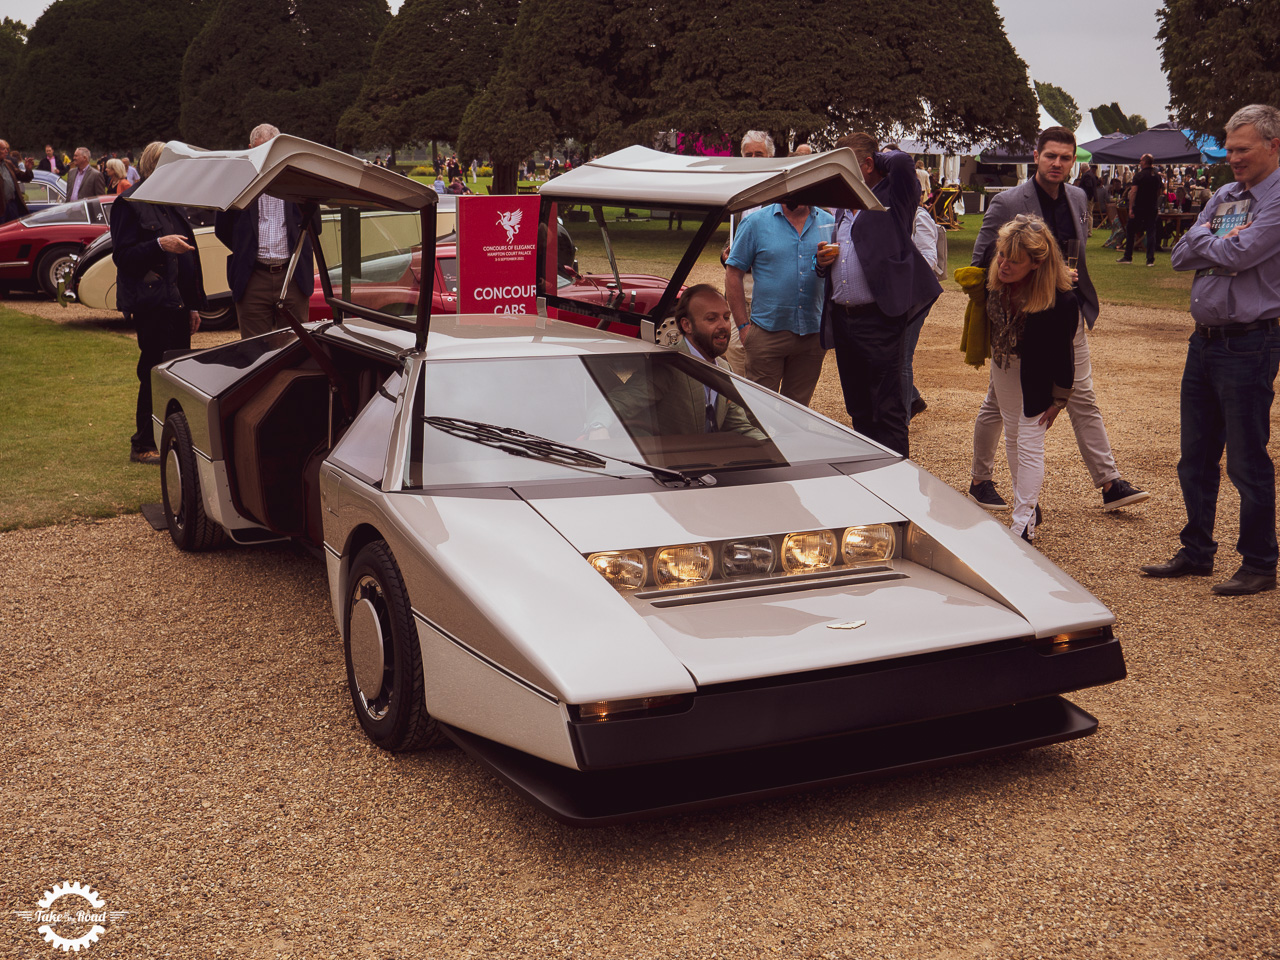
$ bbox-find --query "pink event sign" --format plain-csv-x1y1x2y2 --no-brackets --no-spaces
455,194,540,315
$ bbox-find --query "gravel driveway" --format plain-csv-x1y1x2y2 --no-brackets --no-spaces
2,290,1277,959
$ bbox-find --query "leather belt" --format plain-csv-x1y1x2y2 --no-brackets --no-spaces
255,260,288,274
1194,318,1278,339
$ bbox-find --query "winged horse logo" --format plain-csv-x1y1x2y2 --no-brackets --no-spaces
497,209,524,244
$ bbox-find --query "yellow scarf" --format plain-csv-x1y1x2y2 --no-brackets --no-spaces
955,266,989,368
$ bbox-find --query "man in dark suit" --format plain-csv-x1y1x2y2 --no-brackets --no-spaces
214,123,317,338
0,140,33,222
37,145,65,176
816,133,942,458
968,126,1148,514
64,147,106,202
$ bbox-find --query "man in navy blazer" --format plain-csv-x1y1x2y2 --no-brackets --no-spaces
967,126,1148,514
214,123,317,338
817,133,941,457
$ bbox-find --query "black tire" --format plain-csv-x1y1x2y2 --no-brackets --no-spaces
160,410,226,551
198,300,238,331
344,540,442,751
35,244,79,297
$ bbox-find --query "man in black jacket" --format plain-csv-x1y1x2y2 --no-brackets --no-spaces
214,123,317,338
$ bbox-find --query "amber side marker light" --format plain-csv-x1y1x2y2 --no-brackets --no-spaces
574,695,690,722
1045,626,1112,650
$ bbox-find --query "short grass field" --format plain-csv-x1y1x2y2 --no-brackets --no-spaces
0,309,160,530
0,202,1196,531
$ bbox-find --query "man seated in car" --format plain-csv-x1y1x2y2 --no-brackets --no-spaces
593,284,766,440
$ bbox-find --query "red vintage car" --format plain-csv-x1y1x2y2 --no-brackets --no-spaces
308,241,674,337
0,196,114,296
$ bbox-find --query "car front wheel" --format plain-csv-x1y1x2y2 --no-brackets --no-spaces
160,410,226,551
36,244,79,297
345,540,442,751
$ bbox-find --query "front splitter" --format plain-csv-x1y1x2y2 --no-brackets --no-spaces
442,695,1098,826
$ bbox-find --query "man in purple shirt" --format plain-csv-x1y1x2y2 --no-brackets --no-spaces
65,147,106,202
1143,104,1280,595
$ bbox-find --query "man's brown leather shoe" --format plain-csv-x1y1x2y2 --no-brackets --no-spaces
1140,555,1213,578
1210,569,1277,596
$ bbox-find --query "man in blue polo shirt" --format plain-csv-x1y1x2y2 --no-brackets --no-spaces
724,197,834,405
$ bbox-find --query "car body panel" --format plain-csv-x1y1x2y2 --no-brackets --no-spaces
69,225,232,311
144,137,1125,822
0,196,112,289
527,473,905,553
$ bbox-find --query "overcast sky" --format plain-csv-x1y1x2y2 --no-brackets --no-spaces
1,0,1173,129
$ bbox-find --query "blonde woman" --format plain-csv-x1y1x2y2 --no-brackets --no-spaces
980,214,1078,540
106,158,129,195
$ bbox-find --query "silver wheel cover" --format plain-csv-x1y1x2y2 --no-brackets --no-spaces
164,446,183,523
349,595,386,699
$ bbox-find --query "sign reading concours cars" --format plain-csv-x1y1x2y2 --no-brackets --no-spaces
456,195,540,315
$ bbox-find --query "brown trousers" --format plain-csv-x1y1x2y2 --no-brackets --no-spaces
238,265,311,339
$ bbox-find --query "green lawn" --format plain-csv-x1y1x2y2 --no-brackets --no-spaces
0,309,159,530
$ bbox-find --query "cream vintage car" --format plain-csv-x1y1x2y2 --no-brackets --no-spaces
61,191,457,331
141,137,1125,824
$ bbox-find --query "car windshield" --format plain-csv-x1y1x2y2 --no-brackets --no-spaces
24,201,89,226
412,353,879,487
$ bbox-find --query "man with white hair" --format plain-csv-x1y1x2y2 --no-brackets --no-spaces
65,147,105,203
214,123,318,337
1144,103,1280,596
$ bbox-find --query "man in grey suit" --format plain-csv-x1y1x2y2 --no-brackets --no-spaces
64,147,106,202
968,126,1149,514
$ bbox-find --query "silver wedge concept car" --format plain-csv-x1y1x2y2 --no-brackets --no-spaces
142,138,1125,824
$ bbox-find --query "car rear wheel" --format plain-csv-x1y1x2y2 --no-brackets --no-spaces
160,410,226,551
35,244,79,297
198,300,238,331
345,540,443,751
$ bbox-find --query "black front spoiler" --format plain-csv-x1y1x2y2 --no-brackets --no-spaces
443,695,1098,826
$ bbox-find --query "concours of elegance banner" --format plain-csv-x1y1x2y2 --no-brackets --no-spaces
455,195,540,315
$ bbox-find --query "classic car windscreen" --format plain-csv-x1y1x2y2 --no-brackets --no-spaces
542,202,726,317
413,354,878,487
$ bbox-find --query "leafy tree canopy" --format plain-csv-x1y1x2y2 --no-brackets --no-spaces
337,0,519,151
1158,0,1280,136
641,0,1037,153
181,0,390,149
1034,80,1081,130
4,0,213,151
1090,102,1148,136
461,0,660,160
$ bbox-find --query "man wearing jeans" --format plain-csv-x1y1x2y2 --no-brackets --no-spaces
968,126,1148,515
1143,104,1280,596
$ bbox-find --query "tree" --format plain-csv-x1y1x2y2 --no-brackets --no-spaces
4,0,213,150
1090,102,1148,136
640,0,1037,153
1034,81,1081,130
1158,0,1280,135
181,0,390,149
458,0,662,192
0,18,26,133
337,0,518,154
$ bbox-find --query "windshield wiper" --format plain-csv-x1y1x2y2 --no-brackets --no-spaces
423,416,716,487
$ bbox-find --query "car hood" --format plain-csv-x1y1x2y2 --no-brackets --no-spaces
526,465,1112,687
